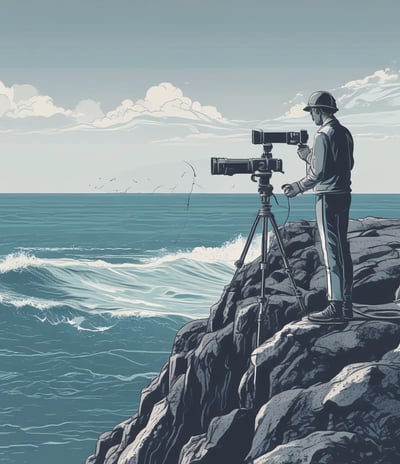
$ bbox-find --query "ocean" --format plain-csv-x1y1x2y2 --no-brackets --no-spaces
0,193,399,464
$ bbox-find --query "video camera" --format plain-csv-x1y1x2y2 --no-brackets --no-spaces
211,157,283,176
252,129,308,146
211,129,308,176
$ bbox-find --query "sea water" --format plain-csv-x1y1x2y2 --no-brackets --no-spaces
0,193,398,464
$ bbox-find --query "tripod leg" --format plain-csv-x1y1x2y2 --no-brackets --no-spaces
268,214,307,315
257,214,269,347
231,213,261,283
254,215,269,406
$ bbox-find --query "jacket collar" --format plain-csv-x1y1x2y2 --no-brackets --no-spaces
318,116,337,132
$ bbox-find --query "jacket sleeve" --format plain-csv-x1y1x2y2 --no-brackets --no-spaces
297,132,327,192
347,130,354,170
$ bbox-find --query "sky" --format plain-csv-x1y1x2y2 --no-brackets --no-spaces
0,0,399,193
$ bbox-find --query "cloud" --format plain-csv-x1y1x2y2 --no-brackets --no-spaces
138,82,224,121
337,69,400,112
152,130,249,145
89,82,226,129
0,81,13,100
273,68,400,138
342,68,398,89
0,94,12,116
276,102,307,120
12,84,38,102
2,70,400,142
72,99,104,123
7,95,71,119
0,81,71,119
89,98,139,128
0,80,232,138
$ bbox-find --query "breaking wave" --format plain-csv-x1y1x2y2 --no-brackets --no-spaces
0,234,262,324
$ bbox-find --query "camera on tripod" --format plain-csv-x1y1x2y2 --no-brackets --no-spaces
211,129,309,177
209,128,308,368
252,129,308,146
211,157,283,176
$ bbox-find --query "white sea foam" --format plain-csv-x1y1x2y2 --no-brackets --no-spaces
112,296,163,308
0,235,263,273
0,236,265,322
145,234,262,267
18,246,132,252
105,308,197,319
32,314,114,332
0,293,63,310
84,280,119,293
0,252,45,273
65,316,113,332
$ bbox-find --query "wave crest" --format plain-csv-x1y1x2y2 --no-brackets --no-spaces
0,235,262,273
145,234,262,267
0,252,44,273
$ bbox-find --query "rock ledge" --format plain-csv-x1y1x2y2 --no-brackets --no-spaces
87,218,400,464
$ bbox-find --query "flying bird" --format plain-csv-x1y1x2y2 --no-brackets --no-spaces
152,185,165,193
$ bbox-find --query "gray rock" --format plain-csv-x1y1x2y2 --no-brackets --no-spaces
169,318,208,389
118,375,188,464
188,322,238,428
86,217,400,464
247,356,400,463
249,319,400,402
178,409,254,464
139,362,169,416
253,431,378,464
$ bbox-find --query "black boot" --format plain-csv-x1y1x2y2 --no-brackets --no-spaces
308,301,344,324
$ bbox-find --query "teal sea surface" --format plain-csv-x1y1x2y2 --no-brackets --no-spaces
0,193,398,464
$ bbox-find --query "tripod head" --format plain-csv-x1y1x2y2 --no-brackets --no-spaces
249,143,284,208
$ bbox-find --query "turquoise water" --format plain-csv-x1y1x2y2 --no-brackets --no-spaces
0,193,398,463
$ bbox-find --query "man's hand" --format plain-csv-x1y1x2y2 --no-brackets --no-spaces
282,183,302,198
297,145,311,161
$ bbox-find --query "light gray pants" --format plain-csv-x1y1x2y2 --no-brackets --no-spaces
316,193,353,302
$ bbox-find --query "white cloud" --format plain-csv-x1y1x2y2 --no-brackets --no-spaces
0,81,70,119
0,94,12,116
12,84,38,102
2,70,400,138
72,99,104,123
140,82,184,112
7,95,71,119
0,81,13,100
342,68,398,89
0,80,231,137
274,68,400,137
90,82,226,129
91,99,139,128
152,131,249,145
276,102,307,120
336,69,400,112
283,92,304,105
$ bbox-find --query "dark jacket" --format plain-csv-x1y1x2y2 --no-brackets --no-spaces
298,117,354,194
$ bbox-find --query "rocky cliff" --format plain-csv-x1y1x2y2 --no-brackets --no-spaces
87,217,400,464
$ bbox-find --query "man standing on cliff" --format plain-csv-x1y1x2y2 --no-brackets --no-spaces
283,91,354,323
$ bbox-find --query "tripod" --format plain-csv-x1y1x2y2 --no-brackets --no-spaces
230,144,306,402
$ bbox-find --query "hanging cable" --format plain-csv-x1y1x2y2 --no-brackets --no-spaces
184,161,197,211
